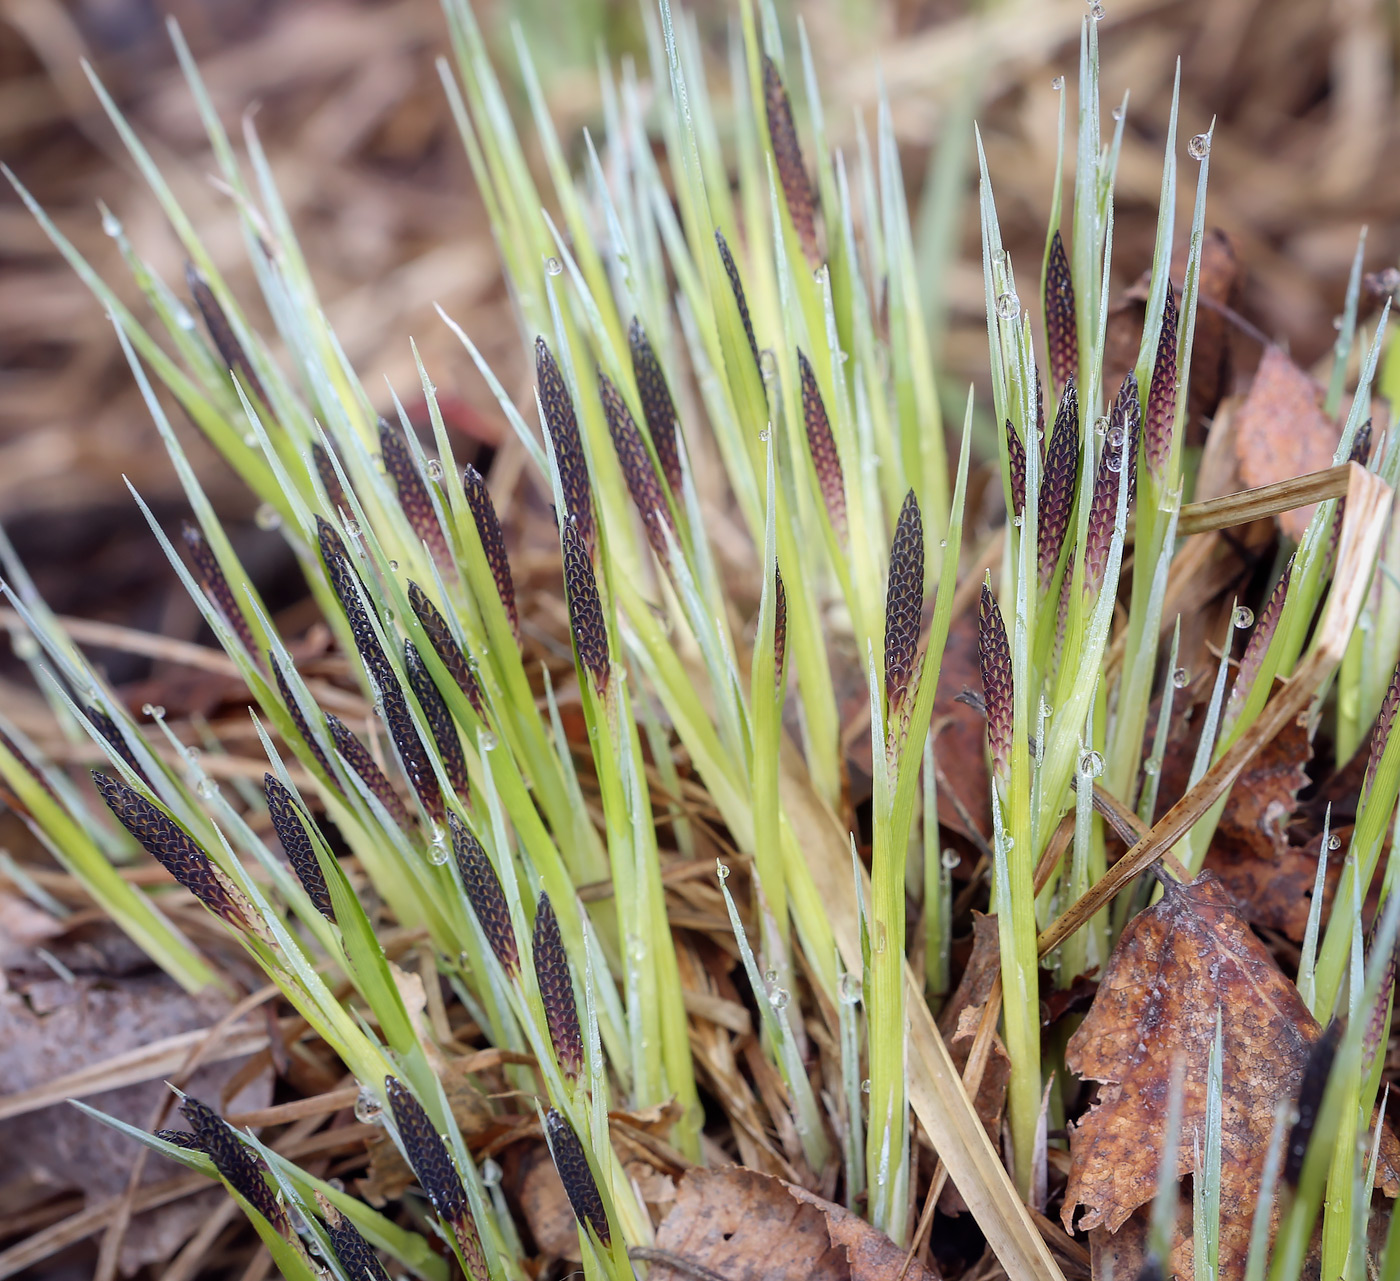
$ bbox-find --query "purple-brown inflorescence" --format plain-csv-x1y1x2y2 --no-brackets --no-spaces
380,674,445,824
543,1107,611,1246
762,54,819,266
1045,230,1077,398
316,1192,392,1281
1224,557,1293,729
1005,419,1026,518
533,892,583,1080
798,350,848,539
264,774,334,922
383,1076,488,1280
715,230,763,383
628,318,684,497
773,567,788,694
1328,418,1374,569
179,1095,291,1236
562,517,610,692
884,490,924,720
450,812,519,977
977,584,1014,782
1038,379,1080,591
182,522,259,659
599,370,675,564
378,418,451,566
462,463,520,646
1367,661,1400,791
536,338,595,562
403,640,469,804
313,442,348,516
269,652,338,789
84,705,149,787
1111,372,1142,509
95,772,257,935
1144,282,1179,477
326,713,412,831
1082,392,1137,597
154,1128,203,1150
407,582,484,718
186,264,269,409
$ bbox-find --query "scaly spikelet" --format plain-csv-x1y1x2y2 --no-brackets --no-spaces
977,585,1013,781
1082,402,1135,596
599,370,675,563
313,442,348,516
315,1192,392,1281
798,350,847,538
450,812,519,977
264,774,334,921
715,230,762,382
562,517,610,692
1367,661,1400,790
884,490,924,718
153,1128,203,1150
462,463,520,646
94,772,259,935
186,264,268,409
533,892,583,1080
403,639,469,804
1045,229,1077,397
536,338,595,561
326,714,411,831
378,418,450,566
773,567,788,694
1110,372,1142,509
1328,418,1374,568
269,652,339,789
84,705,148,786
1144,282,1178,477
1225,557,1293,725
407,582,484,718
182,522,258,658
762,54,818,265
543,1108,611,1246
179,1095,290,1236
1038,379,1080,591
628,317,684,497
1005,419,1026,518
381,674,445,824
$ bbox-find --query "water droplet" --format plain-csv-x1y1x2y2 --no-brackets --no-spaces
763,968,778,985
716,860,730,882
1089,1,1105,19
387,560,399,572
1187,133,1211,160
479,731,498,751
326,1178,345,1193
1079,749,1105,778
1003,836,1015,851
1107,424,1126,451
992,249,1007,267
760,349,777,381
175,307,197,332
1094,416,1109,438
254,502,282,531
372,701,384,719
426,458,445,482
939,539,948,549
838,972,863,1004
353,1087,383,1125
196,777,219,800
427,827,449,865
861,1078,872,1094
995,291,1021,321
345,521,362,540
1232,605,1254,629
1111,106,1124,121
288,1205,309,1237
1106,450,1123,474
141,703,166,719
1011,512,1024,528
838,349,850,364
759,428,771,442
545,256,563,276
101,208,124,238
481,1157,503,1187
1172,667,1190,688
1328,833,1343,851
1332,314,1345,332
1052,75,1065,91
770,986,790,1011
942,848,960,871
242,431,258,447
1143,756,1161,777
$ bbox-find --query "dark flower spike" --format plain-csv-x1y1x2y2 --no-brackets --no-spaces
326,714,411,831
628,317,684,497
773,567,788,694
407,582,484,718
450,812,519,977
562,517,610,692
462,463,520,646
1045,229,1077,397
383,1076,488,1280
0,727,58,807
977,583,1013,782
1283,1018,1342,1186
313,442,348,517
1082,404,1135,597
1366,661,1400,790
598,370,675,564
269,652,338,789
186,264,269,409
535,337,595,562
154,1127,203,1150
94,772,259,936
1226,557,1293,720
179,1095,290,1236
403,640,470,804
182,522,259,658
1328,418,1374,569
798,350,848,539
1004,419,1026,518
264,774,334,922
1038,378,1080,591
762,54,819,266
378,418,451,566
533,891,583,1080
1110,372,1142,509
715,229,762,383
84,704,149,787
316,1192,392,1281
1144,281,1178,477
381,675,446,824
884,490,924,720
544,1107,611,1246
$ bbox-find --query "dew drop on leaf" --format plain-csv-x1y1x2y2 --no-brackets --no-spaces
1188,132,1212,160
1172,667,1191,688
1328,833,1342,851
996,291,1021,320
426,458,445,481
1079,749,1105,778
545,256,563,276
254,503,282,531
1233,605,1255,629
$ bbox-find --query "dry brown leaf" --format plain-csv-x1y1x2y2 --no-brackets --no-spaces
1063,872,1400,1278
649,1166,940,1281
938,913,1011,1157
1233,346,1340,540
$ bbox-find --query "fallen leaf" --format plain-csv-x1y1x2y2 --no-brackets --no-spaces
1062,872,1400,1278
1233,346,1340,540
649,1166,940,1281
